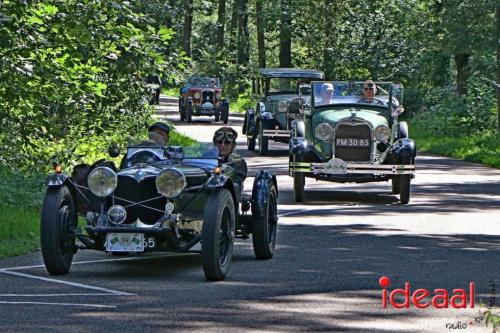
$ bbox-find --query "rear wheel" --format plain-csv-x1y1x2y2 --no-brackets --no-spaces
201,189,235,281
399,175,411,204
252,186,278,259
40,186,77,275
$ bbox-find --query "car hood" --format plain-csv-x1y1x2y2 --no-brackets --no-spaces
312,108,388,128
118,164,208,185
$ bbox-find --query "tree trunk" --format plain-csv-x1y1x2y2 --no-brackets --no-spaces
182,0,193,57
237,0,249,66
496,5,500,130
322,0,335,79
229,0,238,55
216,0,226,51
279,0,292,68
454,53,470,96
255,0,266,68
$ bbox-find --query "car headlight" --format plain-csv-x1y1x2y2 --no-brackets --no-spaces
216,92,222,99
194,92,201,99
156,168,186,198
278,101,288,112
108,205,127,224
375,125,391,141
87,166,118,197
314,123,333,141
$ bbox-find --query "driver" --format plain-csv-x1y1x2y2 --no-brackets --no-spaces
212,126,247,191
319,82,334,105
359,80,405,113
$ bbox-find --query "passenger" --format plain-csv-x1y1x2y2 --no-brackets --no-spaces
319,82,334,105
147,122,170,146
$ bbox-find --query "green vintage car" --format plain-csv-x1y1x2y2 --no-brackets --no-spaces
289,81,416,204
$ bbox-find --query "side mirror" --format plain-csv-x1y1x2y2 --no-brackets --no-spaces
107,144,121,158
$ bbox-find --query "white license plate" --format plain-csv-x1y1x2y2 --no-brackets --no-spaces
106,233,144,252
336,138,370,147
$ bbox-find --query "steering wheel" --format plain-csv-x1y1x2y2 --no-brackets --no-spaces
357,97,385,106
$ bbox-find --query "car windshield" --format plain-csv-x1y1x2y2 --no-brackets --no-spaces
188,77,220,87
266,77,317,95
311,81,401,108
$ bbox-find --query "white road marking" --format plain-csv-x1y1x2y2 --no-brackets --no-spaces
1,253,198,271
0,301,116,308
0,270,135,296
0,293,111,297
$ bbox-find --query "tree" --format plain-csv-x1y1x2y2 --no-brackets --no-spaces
216,0,226,51
278,0,292,68
255,0,266,68
182,0,193,57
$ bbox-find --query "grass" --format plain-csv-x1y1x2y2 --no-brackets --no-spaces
411,124,500,168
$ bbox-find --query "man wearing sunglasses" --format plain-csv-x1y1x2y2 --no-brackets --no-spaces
358,80,405,113
212,126,248,200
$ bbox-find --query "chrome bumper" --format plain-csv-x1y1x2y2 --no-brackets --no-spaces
263,129,290,137
290,158,415,175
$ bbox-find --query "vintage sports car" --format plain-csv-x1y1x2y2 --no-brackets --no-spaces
41,143,278,281
289,81,416,204
179,76,229,123
242,68,324,155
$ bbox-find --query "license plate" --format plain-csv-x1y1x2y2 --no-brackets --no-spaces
336,138,370,147
106,233,144,252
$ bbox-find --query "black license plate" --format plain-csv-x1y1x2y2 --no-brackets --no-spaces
336,138,370,147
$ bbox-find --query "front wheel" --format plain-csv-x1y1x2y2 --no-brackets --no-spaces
293,171,305,202
399,175,411,204
186,104,193,123
258,124,268,155
252,185,278,259
40,186,77,275
247,136,256,151
391,178,401,194
201,189,235,281
222,107,229,124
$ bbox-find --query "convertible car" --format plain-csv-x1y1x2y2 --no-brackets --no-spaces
41,143,278,281
289,81,416,203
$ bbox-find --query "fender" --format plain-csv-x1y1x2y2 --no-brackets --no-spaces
246,109,256,137
291,119,305,138
393,138,416,162
398,121,409,139
46,172,70,187
251,170,278,220
207,174,237,208
289,137,310,155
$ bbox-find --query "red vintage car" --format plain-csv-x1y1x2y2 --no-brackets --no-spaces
179,76,229,123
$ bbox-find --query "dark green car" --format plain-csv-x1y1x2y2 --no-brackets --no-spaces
289,81,416,204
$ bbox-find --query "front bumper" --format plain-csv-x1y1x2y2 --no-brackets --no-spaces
263,129,291,138
290,158,415,175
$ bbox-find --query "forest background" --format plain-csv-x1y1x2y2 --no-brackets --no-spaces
0,0,498,256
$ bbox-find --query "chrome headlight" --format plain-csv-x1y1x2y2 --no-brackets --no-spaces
194,92,201,99
108,205,127,224
87,167,117,197
375,125,391,141
278,101,288,112
314,123,333,141
156,168,186,198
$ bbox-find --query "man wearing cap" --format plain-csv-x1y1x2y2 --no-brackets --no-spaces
319,82,335,105
147,122,170,146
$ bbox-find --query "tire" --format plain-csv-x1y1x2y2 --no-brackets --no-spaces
258,123,268,156
391,178,401,194
399,175,411,204
179,101,186,122
252,186,278,259
293,172,305,202
222,108,229,124
40,186,77,275
247,136,256,151
201,189,235,281
186,104,193,123
215,110,220,122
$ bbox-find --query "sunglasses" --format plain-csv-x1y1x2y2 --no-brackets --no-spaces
364,87,375,91
214,131,236,143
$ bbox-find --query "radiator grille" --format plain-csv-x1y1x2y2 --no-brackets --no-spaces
202,90,214,104
334,123,372,162
114,176,165,225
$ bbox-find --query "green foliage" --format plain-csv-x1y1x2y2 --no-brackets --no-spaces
230,93,253,113
0,205,40,258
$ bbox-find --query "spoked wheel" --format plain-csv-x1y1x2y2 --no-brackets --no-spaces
391,177,401,194
186,104,193,123
201,189,235,281
40,186,77,275
399,175,411,204
252,185,278,259
247,136,256,151
258,124,268,155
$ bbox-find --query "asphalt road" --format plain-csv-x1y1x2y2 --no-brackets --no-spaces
1,95,499,333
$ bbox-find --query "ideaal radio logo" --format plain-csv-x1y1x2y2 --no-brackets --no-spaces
379,276,500,331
